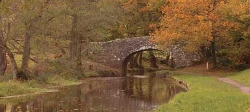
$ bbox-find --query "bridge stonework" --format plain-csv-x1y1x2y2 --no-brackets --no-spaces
88,36,203,75
88,37,157,69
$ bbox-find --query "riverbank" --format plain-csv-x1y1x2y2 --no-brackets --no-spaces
0,76,83,98
156,66,250,112
0,59,120,98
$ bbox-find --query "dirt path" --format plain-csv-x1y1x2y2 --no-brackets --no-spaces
218,78,250,94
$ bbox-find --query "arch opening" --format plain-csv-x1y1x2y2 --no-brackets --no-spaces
121,49,171,77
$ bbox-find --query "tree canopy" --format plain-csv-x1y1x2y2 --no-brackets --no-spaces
0,0,250,79
151,0,250,69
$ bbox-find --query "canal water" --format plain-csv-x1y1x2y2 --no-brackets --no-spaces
0,73,186,112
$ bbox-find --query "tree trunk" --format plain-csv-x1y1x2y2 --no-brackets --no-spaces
0,36,18,78
69,15,83,72
76,38,82,72
6,47,18,78
21,31,31,74
165,55,170,65
129,56,135,68
129,53,140,69
138,51,143,66
211,37,217,68
170,57,175,69
0,15,7,75
133,52,140,68
0,46,6,75
149,51,158,68
69,15,78,61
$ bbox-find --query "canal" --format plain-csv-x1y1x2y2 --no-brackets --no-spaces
0,72,187,112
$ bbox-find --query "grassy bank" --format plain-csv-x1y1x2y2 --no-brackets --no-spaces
0,80,47,97
156,72,250,112
0,71,85,97
0,76,80,97
226,69,250,86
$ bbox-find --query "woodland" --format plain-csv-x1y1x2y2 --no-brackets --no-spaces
0,0,249,80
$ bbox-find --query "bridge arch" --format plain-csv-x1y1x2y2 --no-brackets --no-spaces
121,49,159,76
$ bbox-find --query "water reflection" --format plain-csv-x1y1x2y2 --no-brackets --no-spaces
123,74,184,104
0,74,185,112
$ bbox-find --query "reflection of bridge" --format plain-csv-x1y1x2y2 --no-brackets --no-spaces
89,36,202,76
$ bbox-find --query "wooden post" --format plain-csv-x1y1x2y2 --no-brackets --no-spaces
206,62,209,70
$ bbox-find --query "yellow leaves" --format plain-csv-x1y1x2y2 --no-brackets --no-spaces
220,0,250,17
223,21,234,29
148,0,158,2
149,23,157,30
151,0,237,52
123,0,134,9
175,13,191,19
196,15,205,21
239,14,250,22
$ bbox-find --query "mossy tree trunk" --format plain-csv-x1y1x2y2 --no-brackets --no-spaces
6,47,18,78
69,15,78,61
69,15,83,73
0,29,18,78
21,31,31,74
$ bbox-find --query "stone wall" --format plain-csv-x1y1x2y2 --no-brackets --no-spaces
169,44,203,68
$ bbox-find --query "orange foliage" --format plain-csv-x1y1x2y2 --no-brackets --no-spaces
151,0,234,51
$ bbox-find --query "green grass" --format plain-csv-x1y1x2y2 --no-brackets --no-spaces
156,72,250,112
226,69,250,86
0,80,49,97
0,73,82,97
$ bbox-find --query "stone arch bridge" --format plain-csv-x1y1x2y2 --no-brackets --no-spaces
88,36,202,76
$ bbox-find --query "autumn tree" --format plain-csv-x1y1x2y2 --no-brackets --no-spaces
151,0,233,68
